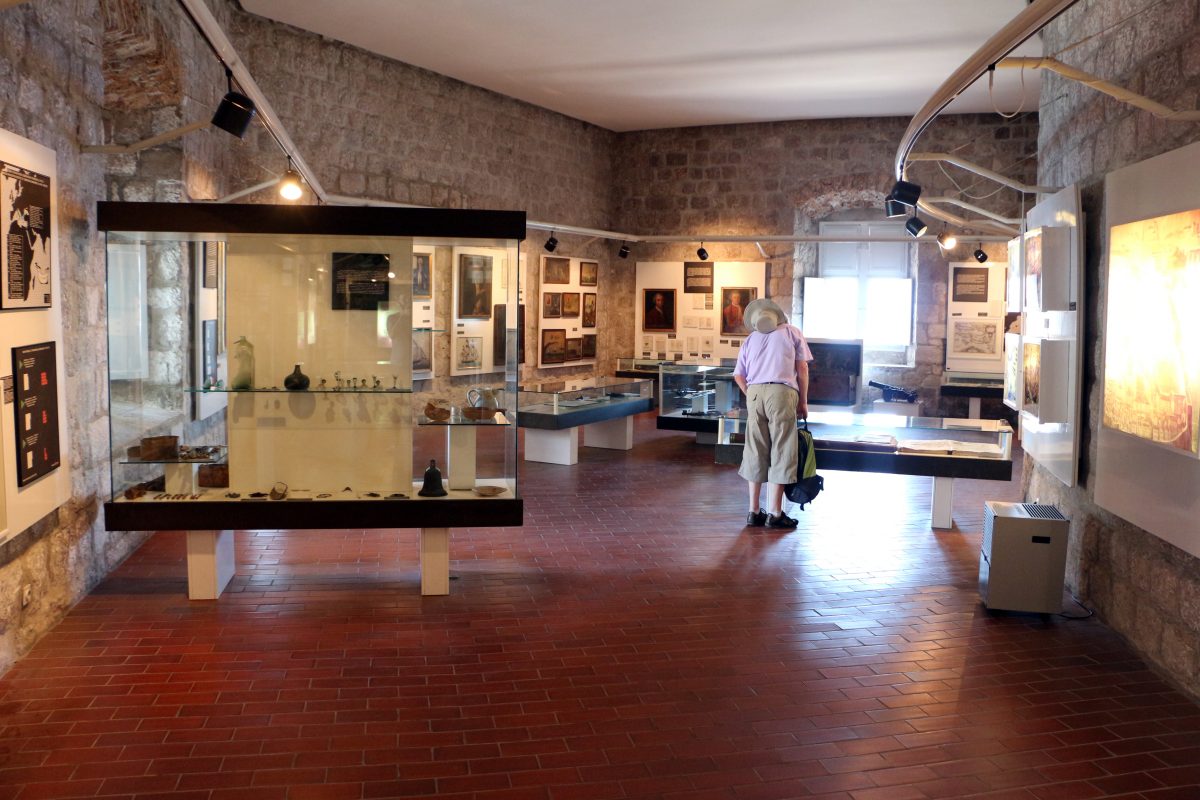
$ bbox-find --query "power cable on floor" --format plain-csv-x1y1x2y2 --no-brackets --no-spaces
1056,594,1095,620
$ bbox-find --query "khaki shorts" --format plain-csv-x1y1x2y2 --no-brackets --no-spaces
738,383,799,485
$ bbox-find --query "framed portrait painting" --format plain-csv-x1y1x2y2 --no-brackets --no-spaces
642,288,676,332
720,287,756,336
412,251,432,300
457,254,492,319
541,329,566,365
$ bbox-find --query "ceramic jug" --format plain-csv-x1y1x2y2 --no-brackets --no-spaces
230,336,255,390
466,386,500,409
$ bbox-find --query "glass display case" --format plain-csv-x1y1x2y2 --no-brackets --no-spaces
101,202,525,539
658,363,737,416
716,411,1014,528
517,377,653,466
615,357,670,377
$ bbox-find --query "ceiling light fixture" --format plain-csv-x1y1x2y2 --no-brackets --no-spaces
617,242,630,259
973,244,989,263
884,196,908,218
905,215,928,238
544,233,558,252
278,156,304,201
888,179,922,207
936,227,957,250
211,67,257,138
696,243,708,261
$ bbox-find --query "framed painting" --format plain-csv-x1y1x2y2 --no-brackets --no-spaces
542,291,561,318
412,328,432,372
581,333,597,358
561,292,580,317
642,288,676,332
541,329,566,365
456,336,482,370
542,256,570,285
565,338,582,361
720,287,756,336
582,293,597,328
457,254,492,319
579,260,598,286
412,251,432,300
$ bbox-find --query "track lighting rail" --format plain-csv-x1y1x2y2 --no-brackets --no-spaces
907,153,1058,195
997,57,1200,121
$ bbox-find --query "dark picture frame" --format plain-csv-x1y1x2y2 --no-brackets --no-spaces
332,252,391,311
720,286,757,336
543,256,570,285
582,293,597,328
542,291,561,318
565,338,582,361
412,251,432,300
1,160,53,309
581,333,597,358
12,340,61,486
561,292,580,317
457,253,492,319
642,288,676,332
579,260,598,286
541,329,566,365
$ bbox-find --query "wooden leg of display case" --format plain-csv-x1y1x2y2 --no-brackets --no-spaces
420,527,450,595
186,530,235,600
931,477,955,529
968,397,982,418
583,416,633,450
447,426,477,490
524,428,578,465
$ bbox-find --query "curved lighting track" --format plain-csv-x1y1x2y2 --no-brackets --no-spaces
998,57,1200,121
895,0,1078,181
907,153,1058,195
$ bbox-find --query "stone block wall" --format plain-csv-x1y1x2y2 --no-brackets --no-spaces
1034,0,1200,699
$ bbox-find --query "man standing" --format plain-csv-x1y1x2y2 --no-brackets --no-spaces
733,298,812,529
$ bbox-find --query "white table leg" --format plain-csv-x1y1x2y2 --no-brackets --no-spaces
583,416,633,450
447,426,477,490
420,527,450,595
931,477,954,529
968,397,982,418
524,428,578,465
186,530,235,600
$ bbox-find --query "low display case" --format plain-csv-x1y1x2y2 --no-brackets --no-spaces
517,377,653,465
658,363,737,416
716,411,1014,529
101,202,525,597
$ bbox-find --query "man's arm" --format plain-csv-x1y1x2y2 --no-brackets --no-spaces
734,374,748,395
795,360,809,419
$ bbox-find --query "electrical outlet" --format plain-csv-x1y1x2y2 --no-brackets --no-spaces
20,584,31,608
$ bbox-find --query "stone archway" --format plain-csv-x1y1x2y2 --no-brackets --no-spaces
788,173,891,323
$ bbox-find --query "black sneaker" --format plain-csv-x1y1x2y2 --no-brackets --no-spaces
767,511,798,529
746,509,768,527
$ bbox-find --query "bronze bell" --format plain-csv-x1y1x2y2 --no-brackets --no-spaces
418,459,447,497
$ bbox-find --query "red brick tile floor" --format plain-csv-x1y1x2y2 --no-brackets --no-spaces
2,411,1199,800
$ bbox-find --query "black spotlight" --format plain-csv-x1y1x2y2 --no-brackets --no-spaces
884,195,908,218
617,242,630,259
889,179,922,207
211,68,256,138
544,233,558,253
696,243,708,261
973,247,989,263
905,215,928,238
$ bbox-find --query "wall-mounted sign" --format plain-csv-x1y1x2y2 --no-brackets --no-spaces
331,252,390,310
1,161,52,309
12,341,60,486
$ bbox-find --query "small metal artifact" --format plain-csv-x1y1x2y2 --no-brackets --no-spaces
269,482,288,500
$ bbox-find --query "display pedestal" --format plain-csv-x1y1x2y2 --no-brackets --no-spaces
420,527,450,595
931,476,954,529
524,428,578,465
696,431,717,445
583,416,633,450
165,463,199,494
186,530,235,600
447,427,477,490
967,398,982,418
873,399,922,416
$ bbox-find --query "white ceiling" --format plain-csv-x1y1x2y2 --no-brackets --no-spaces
240,0,1043,132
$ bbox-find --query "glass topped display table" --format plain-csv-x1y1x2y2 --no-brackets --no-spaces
518,377,653,465
717,411,1014,529
655,364,737,443
941,375,1005,418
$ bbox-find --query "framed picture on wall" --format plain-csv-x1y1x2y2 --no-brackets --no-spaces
332,252,390,311
543,256,570,284
0,160,53,309
412,329,432,372
642,288,676,332
565,338,582,361
948,319,1002,358
412,251,432,300
582,333,597,358
542,292,561,318
579,261,598,286
561,292,580,317
582,293,596,327
456,336,482,370
720,287,756,335
457,254,492,319
541,329,566,364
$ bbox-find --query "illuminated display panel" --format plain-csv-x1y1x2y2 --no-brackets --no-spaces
1022,341,1041,416
1103,209,1200,457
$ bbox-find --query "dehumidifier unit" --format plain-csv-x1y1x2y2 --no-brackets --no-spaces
979,501,1070,614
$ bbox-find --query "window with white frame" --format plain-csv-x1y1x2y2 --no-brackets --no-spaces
803,220,913,347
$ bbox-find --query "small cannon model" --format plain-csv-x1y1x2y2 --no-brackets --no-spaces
868,380,918,403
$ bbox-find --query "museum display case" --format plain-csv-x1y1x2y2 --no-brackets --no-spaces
519,377,652,421
101,202,525,533
658,363,737,416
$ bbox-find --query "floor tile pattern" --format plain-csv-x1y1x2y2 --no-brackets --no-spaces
2,413,1198,799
